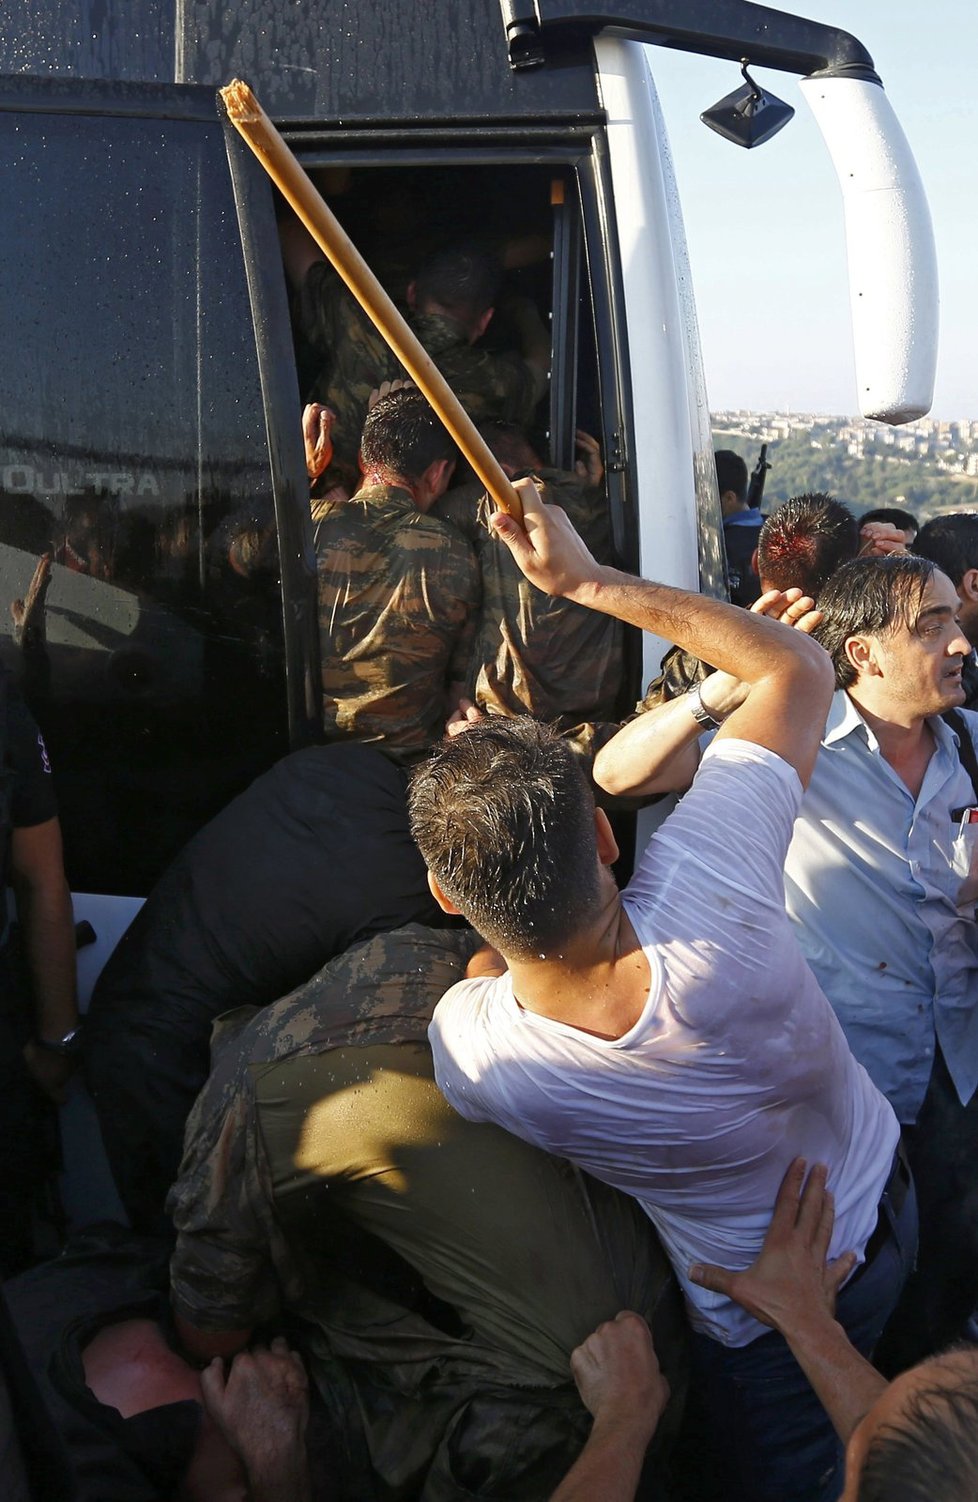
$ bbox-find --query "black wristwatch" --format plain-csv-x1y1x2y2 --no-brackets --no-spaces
688,684,723,731
34,1024,85,1057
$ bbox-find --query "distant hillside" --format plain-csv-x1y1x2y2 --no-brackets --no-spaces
712,426,978,523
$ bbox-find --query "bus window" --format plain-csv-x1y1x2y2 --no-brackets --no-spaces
0,107,289,894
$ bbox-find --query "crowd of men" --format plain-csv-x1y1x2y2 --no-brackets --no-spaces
3,229,978,1502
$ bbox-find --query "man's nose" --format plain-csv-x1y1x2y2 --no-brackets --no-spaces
949,630,971,658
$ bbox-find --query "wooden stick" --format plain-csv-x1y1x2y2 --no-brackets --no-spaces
220,78,525,523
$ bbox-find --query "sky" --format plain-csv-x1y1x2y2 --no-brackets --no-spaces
648,1,977,420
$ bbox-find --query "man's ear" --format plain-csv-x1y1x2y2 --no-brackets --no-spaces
428,869,463,915
417,456,456,510
750,547,760,577
594,807,620,867
960,568,978,605
472,307,494,342
844,633,880,679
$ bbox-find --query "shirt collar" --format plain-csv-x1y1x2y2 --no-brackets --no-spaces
823,688,961,758
353,482,417,515
724,507,764,527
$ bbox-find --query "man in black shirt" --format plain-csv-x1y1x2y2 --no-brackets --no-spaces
84,741,446,1235
0,667,79,1274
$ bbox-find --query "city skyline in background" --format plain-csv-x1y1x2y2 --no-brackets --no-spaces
650,1,976,420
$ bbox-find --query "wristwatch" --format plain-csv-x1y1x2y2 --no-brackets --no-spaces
34,1024,84,1057
688,684,723,731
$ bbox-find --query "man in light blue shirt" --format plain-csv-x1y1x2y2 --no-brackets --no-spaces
792,553,978,1372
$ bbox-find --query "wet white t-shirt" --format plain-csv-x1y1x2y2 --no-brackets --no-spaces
429,739,898,1346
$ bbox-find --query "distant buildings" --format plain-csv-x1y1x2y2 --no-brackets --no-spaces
712,411,978,477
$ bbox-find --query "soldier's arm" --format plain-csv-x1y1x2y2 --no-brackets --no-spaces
279,210,325,291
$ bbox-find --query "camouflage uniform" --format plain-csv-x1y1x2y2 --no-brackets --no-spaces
300,264,543,479
315,484,479,762
169,924,685,1500
434,470,624,765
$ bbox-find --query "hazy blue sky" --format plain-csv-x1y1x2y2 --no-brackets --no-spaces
649,1,976,419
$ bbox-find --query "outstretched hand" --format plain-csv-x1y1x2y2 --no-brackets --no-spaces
689,1160,856,1338
491,475,603,599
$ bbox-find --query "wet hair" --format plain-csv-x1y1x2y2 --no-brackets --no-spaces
359,388,457,483
413,244,503,333
812,554,937,689
857,1354,978,1502
756,492,859,599
913,513,978,588
409,717,602,960
861,506,920,539
715,450,748,504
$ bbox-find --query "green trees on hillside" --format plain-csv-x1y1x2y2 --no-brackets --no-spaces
712,428,978,521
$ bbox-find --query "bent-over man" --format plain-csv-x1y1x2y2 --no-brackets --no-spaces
169,924,685,1500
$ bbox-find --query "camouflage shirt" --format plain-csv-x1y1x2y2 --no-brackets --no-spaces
315,483,479,762
300,264,543,477
168,924,685,1498
434,470,624,755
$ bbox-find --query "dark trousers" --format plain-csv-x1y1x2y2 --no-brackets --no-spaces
876,1046,978,1376
678,1164,917,1502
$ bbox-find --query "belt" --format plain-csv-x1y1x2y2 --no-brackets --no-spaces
849,1143,911,1284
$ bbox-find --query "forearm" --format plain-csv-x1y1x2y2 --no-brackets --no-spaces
16,878,78,1039
550,1416,652,1502
781,1313,887,1443
572,570,821,691
246,1456,312,1502
593,697,702,797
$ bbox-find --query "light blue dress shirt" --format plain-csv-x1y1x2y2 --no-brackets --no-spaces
784,691,978,1123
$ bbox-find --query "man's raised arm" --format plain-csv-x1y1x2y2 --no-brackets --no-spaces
494,481,834,788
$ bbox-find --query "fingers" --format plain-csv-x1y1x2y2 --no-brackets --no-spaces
796,1162,829,1242
687,1261,735,1297
751,587,802,616
199,1356,226,1409
825,1251,858,1303
793,608,824,635
769,1157,808,1235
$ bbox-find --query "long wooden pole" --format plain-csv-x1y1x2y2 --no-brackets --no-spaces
220,79,525,523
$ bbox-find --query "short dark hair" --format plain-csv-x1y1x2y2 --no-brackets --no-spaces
812,554,937,689
479,420,543,474
409,718,602,960
715,450,748,504
914,513,978,587
414,244,502,332
861,506,920,538
857,1355,978,1502
757,492,859,599
359,388,457,483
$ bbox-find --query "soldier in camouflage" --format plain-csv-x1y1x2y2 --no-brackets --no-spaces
168,922,685,1500
315,388,479,763
280,212,549,485
434,425,625,769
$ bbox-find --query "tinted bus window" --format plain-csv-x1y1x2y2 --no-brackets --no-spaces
0,108,288,893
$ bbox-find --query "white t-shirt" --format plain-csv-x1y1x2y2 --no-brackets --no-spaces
429,739,899,1346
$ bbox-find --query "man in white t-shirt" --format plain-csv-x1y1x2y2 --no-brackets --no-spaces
408,480,915,1502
